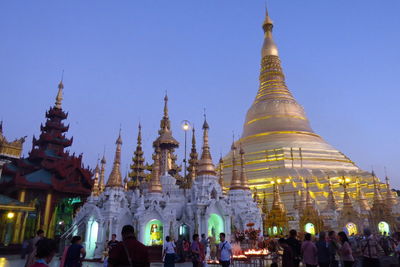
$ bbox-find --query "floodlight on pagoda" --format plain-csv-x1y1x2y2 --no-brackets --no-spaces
285,178,291,183
277,178,282,184
7,212,15,219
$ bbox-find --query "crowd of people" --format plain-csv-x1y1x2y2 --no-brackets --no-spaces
22,225,400,267
257,228,400,267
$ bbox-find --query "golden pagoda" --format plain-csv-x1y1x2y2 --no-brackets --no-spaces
223,8,396,234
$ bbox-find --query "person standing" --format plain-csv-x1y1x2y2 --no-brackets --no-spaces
190,234,203,267
201,234,209,260
64,236,86,267
328,231,340,267
338,232,354,267
163,236,177,267
286,229,301,267
183,239,190,261
360,228,384,267
315,232,330,267
217,233,232,267
278,238,294,267
301,233,318,267
29,238,57,267
25,229,45,267
108,225,150,267
108,234,119,253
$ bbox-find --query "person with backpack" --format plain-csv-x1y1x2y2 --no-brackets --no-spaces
217,233,232,267
360,228,384,267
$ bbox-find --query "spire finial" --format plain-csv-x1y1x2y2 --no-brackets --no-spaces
106,130,123,188
239,143,249,190
149,147,162,193
55,72,64,109
164,92,169,118
230,140,241,190
197,115,215,176
261,4,278,57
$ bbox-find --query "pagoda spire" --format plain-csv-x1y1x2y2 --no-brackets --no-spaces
372,172,384,205
292,191,298,210
91,162,100,196
356,176,370,211
229,142,241,190
218,156,225,192
262,191,269,214
129,123,146,188
55,79,64,109
272,181,285,211
262,5,279,57
241,6,314,139
342,178,353,209
305,179,314,208
160,93,171,134
149,148,162,193
239,145,250,190
99,154,106,192
106,130,123,188
197,117,216,176
186,127,198,188
385,174,398,206
325,176,338,211
153,95,180,177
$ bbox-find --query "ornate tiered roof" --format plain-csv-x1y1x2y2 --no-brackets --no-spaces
0,81,93,195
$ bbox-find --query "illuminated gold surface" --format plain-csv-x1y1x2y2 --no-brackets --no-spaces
223,9,390,217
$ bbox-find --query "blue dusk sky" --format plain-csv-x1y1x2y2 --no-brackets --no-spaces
1,1,399,186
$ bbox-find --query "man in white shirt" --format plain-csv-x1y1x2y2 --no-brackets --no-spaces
217,233,232,267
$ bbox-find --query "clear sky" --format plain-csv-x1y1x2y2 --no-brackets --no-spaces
1,1,399,186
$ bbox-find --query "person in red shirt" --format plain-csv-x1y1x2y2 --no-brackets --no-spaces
108,225,150,267
29,238,57,267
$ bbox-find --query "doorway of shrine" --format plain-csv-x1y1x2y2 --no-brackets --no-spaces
85,218,98,259
144,219,163,246
304,223,316,235
345,222,358,236
179,224,190,241
378,221,390,235
208,214,224,242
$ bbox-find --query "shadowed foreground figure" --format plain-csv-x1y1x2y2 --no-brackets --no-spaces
108,225,150,267
29,238,57,267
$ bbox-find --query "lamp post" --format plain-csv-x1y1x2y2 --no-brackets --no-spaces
181,120,191,179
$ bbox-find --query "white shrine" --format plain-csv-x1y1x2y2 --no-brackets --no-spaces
70,97,262,259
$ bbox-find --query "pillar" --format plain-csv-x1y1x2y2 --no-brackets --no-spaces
11,190,26,243
43,192,53,236
19,212,29,243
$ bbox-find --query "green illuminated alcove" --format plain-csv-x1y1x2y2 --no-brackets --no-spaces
304,223,315,235
378,221,389,235
208,213,224,242
144,219,163,246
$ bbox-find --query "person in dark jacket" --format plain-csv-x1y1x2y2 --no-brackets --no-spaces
316,232,330,267
108,225,150,267
286,229,301,267
278,238,294,267
328,231,340,267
